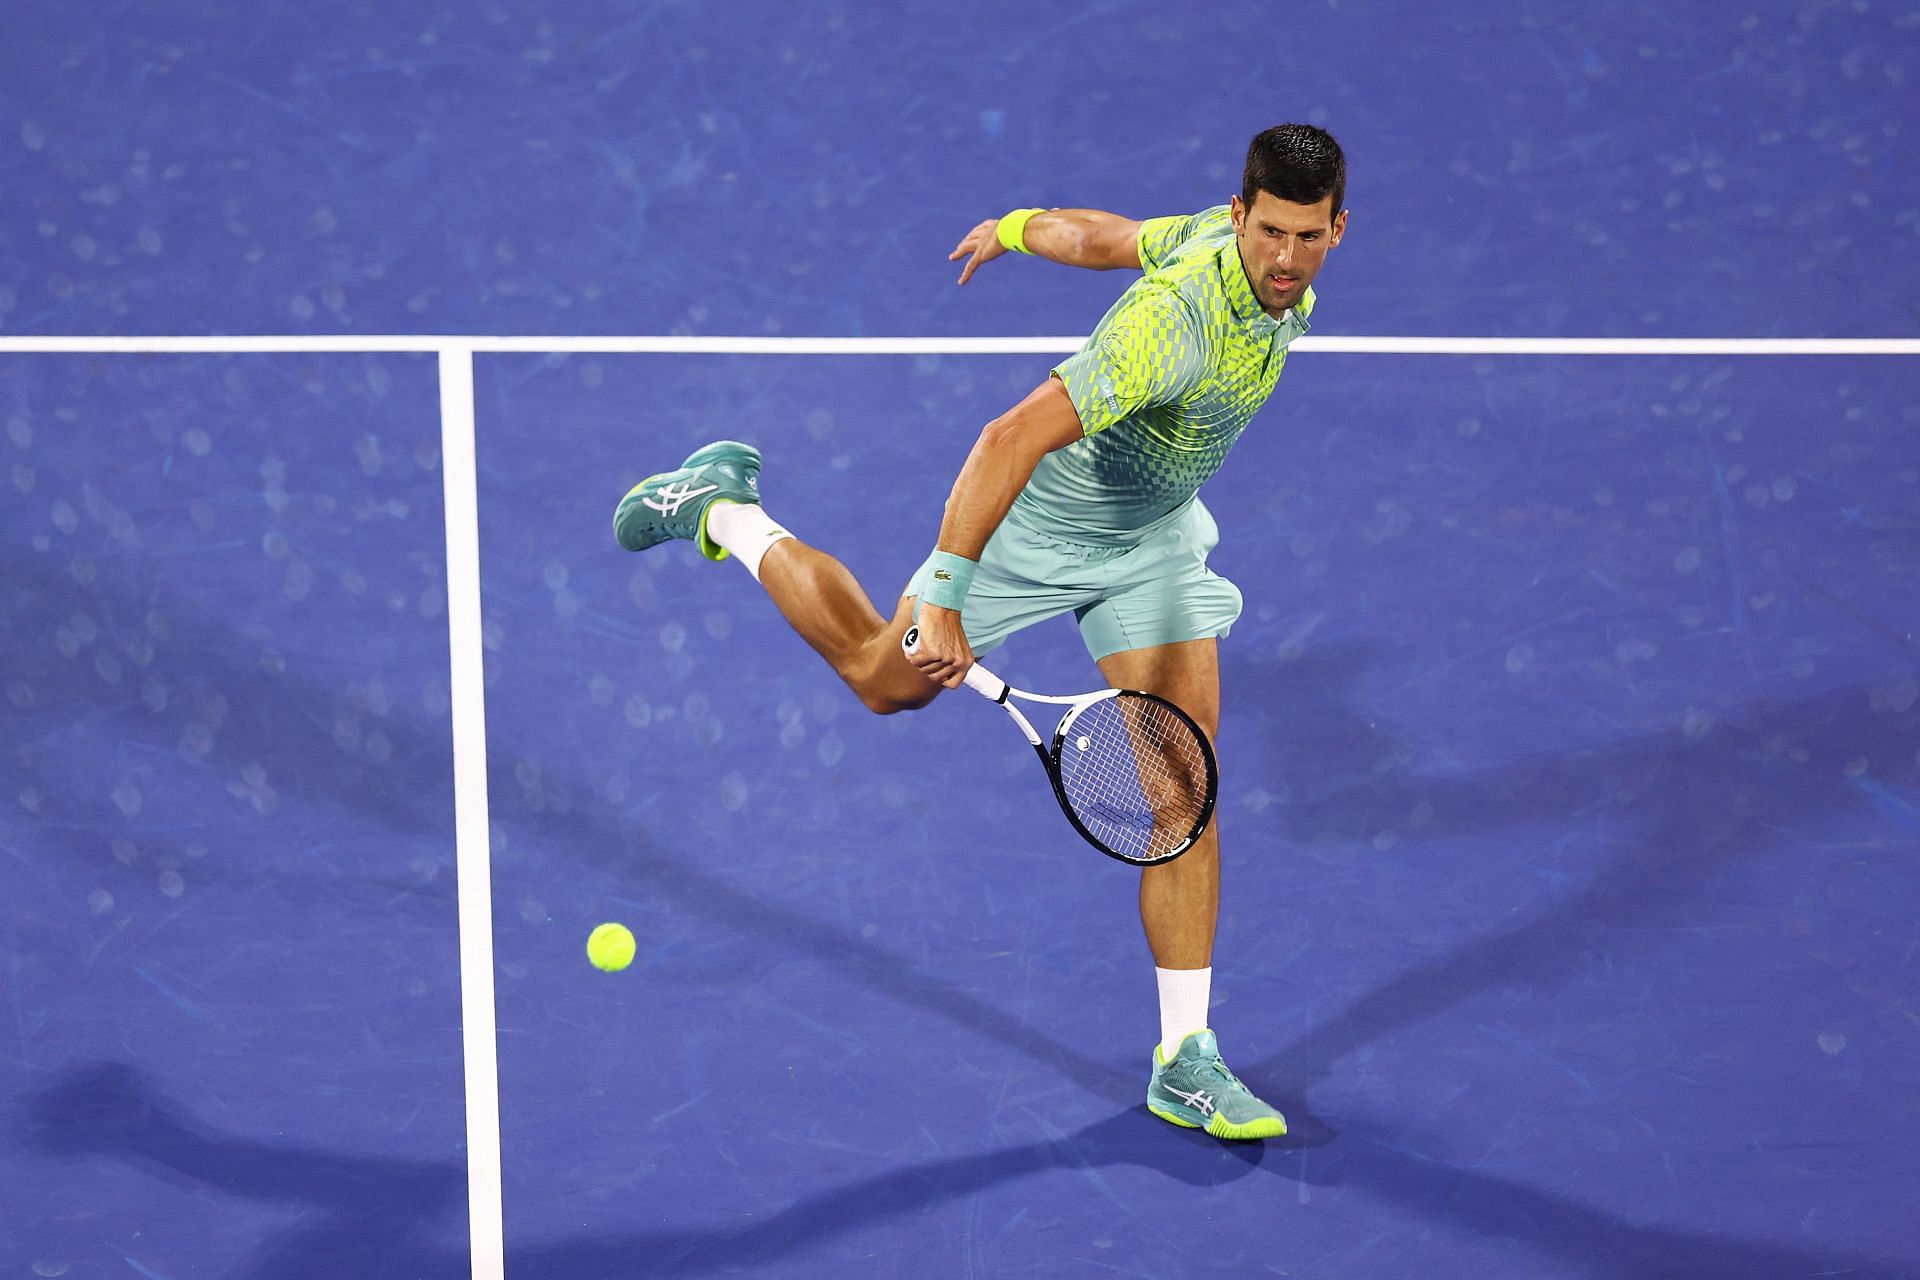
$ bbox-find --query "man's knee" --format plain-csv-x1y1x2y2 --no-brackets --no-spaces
858,683,939,716
847,625,941,715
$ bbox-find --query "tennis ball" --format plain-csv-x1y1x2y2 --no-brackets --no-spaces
586,922,636,972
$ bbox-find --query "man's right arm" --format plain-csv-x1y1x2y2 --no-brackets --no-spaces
905,378,1086,689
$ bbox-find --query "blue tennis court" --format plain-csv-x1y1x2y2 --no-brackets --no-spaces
4,3,1917,1278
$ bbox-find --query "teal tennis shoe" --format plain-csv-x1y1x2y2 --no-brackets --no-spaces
1147,1029,1287,1140
613,440,761,561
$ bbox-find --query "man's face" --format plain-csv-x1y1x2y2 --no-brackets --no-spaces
1230,189,1346,317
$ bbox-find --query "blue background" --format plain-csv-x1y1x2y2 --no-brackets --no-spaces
3,2,1918,1278
2,0,1916,339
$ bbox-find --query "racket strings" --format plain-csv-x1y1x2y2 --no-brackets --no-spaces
1056,695,1211,862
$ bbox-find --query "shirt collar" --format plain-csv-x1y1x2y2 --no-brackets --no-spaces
1217,240,1315,339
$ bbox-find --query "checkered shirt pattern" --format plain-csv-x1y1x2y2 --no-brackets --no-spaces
1017,205,1314,544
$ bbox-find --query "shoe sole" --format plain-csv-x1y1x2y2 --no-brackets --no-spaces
1149,1102,1287,1141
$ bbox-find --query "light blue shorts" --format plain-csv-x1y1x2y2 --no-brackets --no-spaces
904,500,1242,661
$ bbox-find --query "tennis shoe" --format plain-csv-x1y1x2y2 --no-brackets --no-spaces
1147,1029,1287,1140
613,440,761,561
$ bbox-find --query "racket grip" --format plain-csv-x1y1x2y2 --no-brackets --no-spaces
901,625,1008,702
960,663,1008,701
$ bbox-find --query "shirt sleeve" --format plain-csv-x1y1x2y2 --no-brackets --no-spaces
1051,289,1203,436
1136,205,1231,271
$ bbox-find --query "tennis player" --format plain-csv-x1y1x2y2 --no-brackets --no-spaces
616,124,1346,1140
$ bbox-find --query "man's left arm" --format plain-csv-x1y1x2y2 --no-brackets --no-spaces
950,209,1143,284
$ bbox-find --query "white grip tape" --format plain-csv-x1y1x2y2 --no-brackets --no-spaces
961,663,1007,701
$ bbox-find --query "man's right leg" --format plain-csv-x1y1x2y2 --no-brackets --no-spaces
613,440,936,716
754,541,939,716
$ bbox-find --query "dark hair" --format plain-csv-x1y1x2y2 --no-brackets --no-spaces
1242,124,1346,217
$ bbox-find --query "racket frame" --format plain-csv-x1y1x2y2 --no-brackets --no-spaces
903,626,1219,866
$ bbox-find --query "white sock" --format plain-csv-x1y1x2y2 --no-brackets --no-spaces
704,500,794,582
1156,966,1211,1059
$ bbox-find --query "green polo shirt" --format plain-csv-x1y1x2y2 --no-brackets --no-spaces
1011,204,1313,545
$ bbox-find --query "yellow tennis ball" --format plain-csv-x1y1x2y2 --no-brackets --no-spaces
586,922,635,972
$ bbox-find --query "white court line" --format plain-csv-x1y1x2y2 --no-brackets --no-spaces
0,334,1916,355
437,347,506,1280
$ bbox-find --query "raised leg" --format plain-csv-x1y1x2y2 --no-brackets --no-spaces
755,540,941,715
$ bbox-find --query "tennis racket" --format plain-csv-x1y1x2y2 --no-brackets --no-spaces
902,625,1218,866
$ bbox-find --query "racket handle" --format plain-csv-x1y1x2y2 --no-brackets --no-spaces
901,625,1009,703
960,662,1008,702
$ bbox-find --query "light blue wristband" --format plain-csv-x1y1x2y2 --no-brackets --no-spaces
918,550,978,613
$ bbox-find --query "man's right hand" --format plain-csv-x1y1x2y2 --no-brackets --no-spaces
948,219,1009,286
906,603,976,689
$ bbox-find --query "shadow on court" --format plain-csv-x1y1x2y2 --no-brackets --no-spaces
21,1064,1915,1280
17,1062,467,1280
16,1062,1265,1280
5,543,1151,1114
0,531,457,890
1280,1117,1920,1280
1222,643,1918,1098
16,539,1917,1277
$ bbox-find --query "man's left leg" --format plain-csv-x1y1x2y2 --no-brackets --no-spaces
1097,639,1222,972
1098,638,1285,1140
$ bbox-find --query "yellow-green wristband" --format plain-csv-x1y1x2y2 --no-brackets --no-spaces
996,207,1044,255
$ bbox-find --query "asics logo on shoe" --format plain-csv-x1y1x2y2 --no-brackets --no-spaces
1167,1085,1216,1115
643,482,719,517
